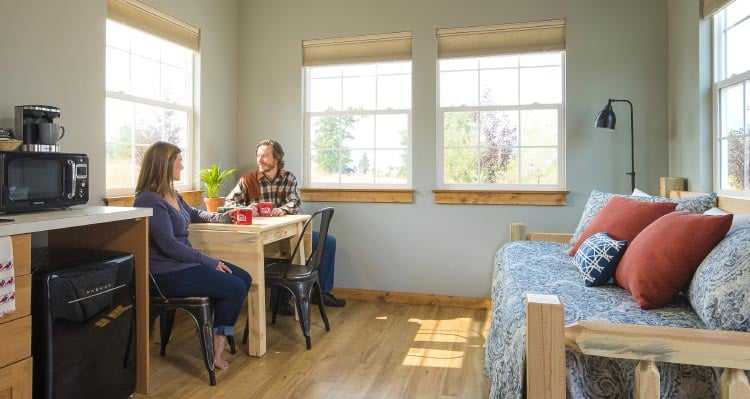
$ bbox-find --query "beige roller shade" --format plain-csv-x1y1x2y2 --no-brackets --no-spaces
303,32,412,66
703,0,736,18
437,19,565,59
107,0,200,51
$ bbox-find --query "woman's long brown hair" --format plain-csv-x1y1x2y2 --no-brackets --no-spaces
135,141,181,198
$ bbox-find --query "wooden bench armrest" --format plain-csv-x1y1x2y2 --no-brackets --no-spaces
565,320,750,370
525,294,750,399
510,223,573,243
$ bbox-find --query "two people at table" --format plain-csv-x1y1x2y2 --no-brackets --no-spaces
225,139,346,315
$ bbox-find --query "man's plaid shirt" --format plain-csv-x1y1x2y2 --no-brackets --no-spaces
225,169,301,214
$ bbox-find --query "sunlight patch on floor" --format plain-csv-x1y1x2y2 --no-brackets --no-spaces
400,317,474,368
402,347,464,368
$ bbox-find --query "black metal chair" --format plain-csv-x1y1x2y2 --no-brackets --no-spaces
265,207,334,349
148,273,217,386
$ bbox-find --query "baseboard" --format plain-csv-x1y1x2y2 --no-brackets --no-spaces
331,288,491,310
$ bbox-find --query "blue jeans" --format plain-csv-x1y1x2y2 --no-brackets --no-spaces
152,262,252,336
279,232,336,301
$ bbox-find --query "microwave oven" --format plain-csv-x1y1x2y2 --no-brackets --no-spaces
0,151,88,213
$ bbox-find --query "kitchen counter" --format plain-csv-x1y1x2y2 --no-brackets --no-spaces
0,205,151,236
0,205,153,396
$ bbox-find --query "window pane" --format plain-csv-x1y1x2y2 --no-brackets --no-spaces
106,21,130,50
164,109,188,148
106,98,134,144
377,74,410,110
310,65,341,78
480,111,518,147
311,115,355,150
440,70,478,107
726,20,750,78
375,149,407,184
521,109,558,146
106,47,130,93
520,66,562,104
343,64,376,77
377,61,411,75
344,115,374,149
520,52,561,67
376,114,408,148
480,147,518,184
131,55,160,100
721,135,748,190
311,149,341,182
480,69,518,106
134,104,162,144
106,143,134,189
520,147,558,184
343,76,375,110
721,83,745,139
479,55,518,69
130,29,160,60
444,111,478,147
725,0,750,27
309,78,342,112
444,148,478,184
342,149,375,184
162,64,187,105
161,42,189,68
440,58,478,71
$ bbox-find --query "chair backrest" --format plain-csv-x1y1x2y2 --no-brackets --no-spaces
288,207,334,273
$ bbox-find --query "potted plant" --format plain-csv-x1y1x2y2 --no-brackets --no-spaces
199,163,238,212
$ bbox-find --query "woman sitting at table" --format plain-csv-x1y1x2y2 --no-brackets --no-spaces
134,141,252,370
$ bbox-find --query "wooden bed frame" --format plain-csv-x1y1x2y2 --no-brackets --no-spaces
510,192,750,399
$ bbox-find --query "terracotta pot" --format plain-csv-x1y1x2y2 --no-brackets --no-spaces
204,197,226,213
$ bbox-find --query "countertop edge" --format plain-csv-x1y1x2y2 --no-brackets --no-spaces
0,205,152,236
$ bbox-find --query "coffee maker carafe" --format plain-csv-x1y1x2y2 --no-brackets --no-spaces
14,105,62,152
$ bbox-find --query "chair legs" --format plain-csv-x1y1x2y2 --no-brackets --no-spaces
271,279,330,350
154,307,216,386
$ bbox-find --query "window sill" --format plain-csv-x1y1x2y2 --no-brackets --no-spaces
104,190,204,207
433,190,568,206
300,188,414,203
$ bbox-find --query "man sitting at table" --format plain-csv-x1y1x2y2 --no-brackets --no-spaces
225,139,346,315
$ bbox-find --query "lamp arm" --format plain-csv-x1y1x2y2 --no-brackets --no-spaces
609,99,635,191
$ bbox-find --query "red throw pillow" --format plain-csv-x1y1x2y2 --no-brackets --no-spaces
568,197,677,256
615,211,733,309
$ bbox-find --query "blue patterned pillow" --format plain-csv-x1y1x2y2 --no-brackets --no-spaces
572,232,627,287
570,190,717,244
688,225,750,332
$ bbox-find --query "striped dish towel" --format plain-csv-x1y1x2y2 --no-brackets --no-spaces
0,236,15,317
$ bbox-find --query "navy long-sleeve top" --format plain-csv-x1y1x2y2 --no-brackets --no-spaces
134,190,232,275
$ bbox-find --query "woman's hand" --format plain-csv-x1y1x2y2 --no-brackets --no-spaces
216,261,232,273
227,209,238,223
271,208,286,216
250,205,259,216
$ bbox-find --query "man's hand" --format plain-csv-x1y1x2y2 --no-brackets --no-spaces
216,261,232,273
271,208,285,216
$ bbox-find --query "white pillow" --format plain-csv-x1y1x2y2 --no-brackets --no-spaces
631,188,652,197
703,207,750,232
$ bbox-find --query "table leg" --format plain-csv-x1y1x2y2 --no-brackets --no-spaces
247,241,266,357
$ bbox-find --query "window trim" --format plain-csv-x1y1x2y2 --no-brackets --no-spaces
302,62,413,189
712,3,750,197
105,19,196,196
436,52,567,190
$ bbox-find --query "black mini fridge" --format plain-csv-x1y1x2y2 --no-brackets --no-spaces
31,248,136,399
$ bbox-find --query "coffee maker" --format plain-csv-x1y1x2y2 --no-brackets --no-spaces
15,105,62,152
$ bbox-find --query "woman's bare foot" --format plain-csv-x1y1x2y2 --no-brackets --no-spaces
213,334,229,370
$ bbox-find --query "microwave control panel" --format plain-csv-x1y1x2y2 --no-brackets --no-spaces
68,157,89,201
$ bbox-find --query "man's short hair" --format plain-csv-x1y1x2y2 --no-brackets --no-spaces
257,139,285,169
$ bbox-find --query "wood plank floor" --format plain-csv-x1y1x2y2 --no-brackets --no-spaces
140,299,491,398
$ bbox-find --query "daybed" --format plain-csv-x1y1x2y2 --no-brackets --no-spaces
484,191,750,398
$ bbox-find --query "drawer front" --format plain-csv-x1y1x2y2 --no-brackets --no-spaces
262,225,295,245
0,275,30,323
10,235,30,277
0,316,31,369
0,357,32,399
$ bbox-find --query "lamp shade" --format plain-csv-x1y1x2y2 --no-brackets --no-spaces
594,102,616,130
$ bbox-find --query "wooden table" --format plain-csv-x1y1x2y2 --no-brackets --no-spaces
188,215,311,357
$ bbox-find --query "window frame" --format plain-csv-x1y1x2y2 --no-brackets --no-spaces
436,52,567,191
302,61,413,189
105,20,196,196
712,1,750,197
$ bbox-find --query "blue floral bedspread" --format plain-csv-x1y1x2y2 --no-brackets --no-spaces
484,241,719,398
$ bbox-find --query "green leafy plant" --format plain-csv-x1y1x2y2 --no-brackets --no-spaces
199,163,238,198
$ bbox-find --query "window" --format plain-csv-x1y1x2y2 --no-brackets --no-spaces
714,0,750,194
105,0,198,195
437,20,566,190
303,33,412,188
